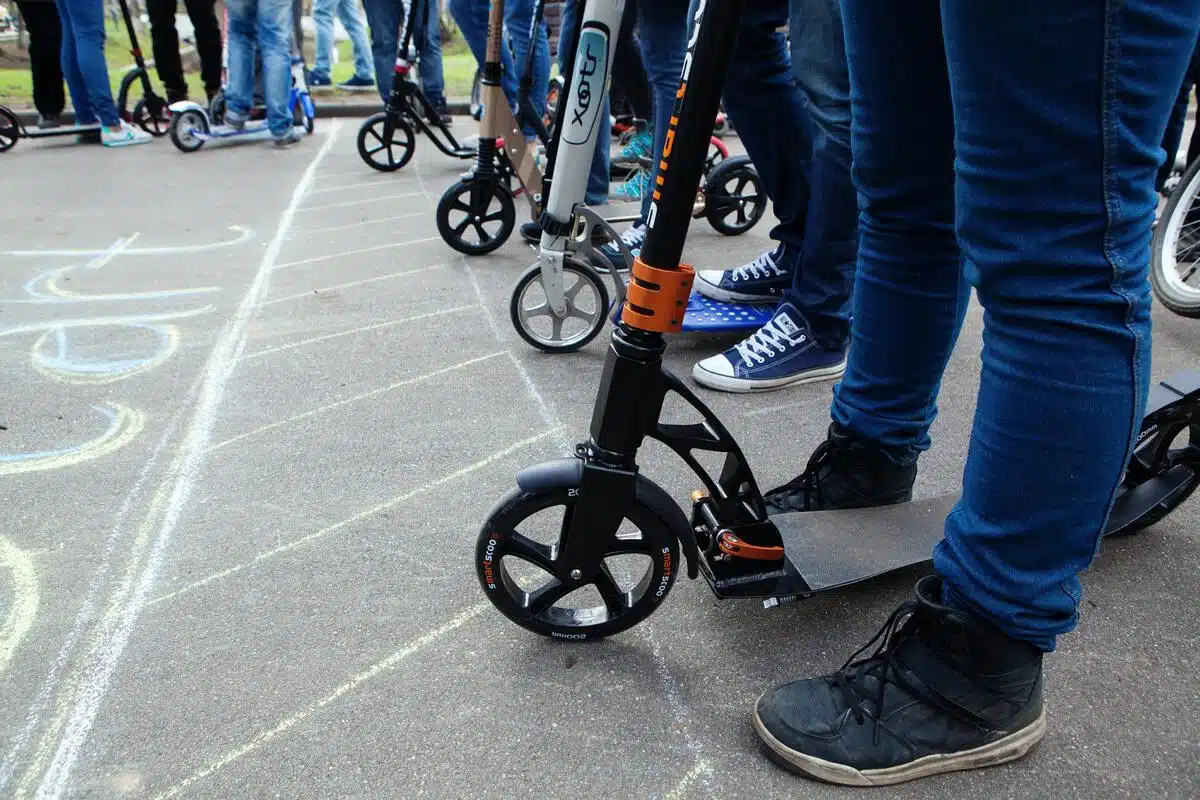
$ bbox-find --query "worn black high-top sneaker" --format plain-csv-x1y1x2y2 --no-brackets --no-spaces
764,422,918,513
754,576,1046,786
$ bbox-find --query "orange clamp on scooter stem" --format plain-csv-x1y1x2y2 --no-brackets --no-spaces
621,257,695,333
717,531,786,561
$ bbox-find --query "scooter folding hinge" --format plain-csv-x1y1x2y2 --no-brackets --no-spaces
621,257,696,333
717,531,785,561
537,211,574,237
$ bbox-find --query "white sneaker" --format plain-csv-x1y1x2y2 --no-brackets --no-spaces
102,121,153,148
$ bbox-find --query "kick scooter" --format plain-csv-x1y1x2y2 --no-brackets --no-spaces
474,0,1200,640
0,0,167,151
357,0,476,172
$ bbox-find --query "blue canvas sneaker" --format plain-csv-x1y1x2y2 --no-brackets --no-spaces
694,245,791,303
692,302,846,392
593,221,645,273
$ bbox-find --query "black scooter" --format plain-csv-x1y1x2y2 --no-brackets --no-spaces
473,0,1200,640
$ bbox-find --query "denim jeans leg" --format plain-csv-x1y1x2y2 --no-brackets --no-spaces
361,0,403,103
447,0,519,108
504,0,550,137
224,0,259,119
784,0,854,349
339,0,375,79
54,0,97,125
722,0,810,273
416,0,446,107
311,0,335,79
257,0,295,138
635,0,688,222
56,0,119,126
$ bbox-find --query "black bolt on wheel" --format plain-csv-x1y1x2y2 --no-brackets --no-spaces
477,486,680,640
357,111,415,172
436,178,516,255
510,258,611,353
0,107,19,152
705,156,767,236
133,98,170,137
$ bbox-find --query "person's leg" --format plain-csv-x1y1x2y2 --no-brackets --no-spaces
54,0,96,125
336,0,376,80
504,0,550,138
633,0,688,222
256,0,297,140
415,0,447,109
693,0,810,306
56,0,121,127
17,1,67,120
754,0,1200,786
146,0,189,101
223,0,259,122
610,3,651,122
360,0,404,104
310,0,336,81
182,0,224,98
447,0,519,108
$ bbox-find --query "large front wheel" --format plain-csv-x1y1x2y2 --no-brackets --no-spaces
477,483,680,640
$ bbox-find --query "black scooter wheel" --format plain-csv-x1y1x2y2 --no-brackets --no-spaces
0,108,18,152
132,98,170,137
168,109,208,153
705,156,767,236
1114,402,1199,535
436,178,516,255
357,112,414,172
477,484,680,640
510,258,611,353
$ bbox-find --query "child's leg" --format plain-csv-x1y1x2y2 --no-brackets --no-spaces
255,0,295,138
54,0,97,125
56,0,120,127
224,0,259,121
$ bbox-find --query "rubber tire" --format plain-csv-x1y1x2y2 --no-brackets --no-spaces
132,97,170,137
294,95,316,135
477,481,680,641
168,109,208,153
1150,157,1200,318
509,260,611,353
705,156,768,236
0,107,18,152
436,178,516,255
357,112,415,172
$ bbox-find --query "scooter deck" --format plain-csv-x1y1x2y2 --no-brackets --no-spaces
682,294,776,332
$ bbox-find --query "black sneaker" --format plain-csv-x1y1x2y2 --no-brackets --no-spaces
429,105,453,126
520,220,612,246
754,576,1046,787
764,423,917,513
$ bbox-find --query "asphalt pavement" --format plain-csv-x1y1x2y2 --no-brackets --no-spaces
0,117,1197,799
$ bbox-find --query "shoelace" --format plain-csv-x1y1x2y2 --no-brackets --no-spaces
832,602,993,745
620,223,647,247
733,314,805,365
730,252,783,282
766,438,836,510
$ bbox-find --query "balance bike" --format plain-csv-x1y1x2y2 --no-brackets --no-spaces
475,0,1200,640
357,0,475,172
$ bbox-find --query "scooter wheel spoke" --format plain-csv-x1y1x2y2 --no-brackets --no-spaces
509,258,611,353
357,112,414,172
476,483,681,640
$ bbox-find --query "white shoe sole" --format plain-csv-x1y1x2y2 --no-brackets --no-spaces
753,707,1047,787
692,359,846,393
693,276,782,304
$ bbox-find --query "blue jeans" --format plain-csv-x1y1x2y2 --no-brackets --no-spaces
834,0,1200,650
447,0,549,137
362,0,446,107
633,0,688,221
312,0,374,81
55,0,119,127
225,0,294,138
1157,36,1200,190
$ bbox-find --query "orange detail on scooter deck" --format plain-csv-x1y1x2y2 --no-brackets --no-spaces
621,257,696,333
717,531,785,561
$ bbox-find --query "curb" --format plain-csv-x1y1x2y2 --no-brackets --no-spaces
11,98,474,126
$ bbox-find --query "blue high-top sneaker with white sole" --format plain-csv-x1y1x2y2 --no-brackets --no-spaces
694,245,792,303
692,302,847,392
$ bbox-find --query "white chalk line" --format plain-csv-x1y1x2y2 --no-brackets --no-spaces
663,759,716,800
1,226,254,257
0,537,39,676
0,404,145,476
205,351,505,454
294,192,422,212
3,372,206,797
292,211,425,237
243,305,475,361
0,308,216,339
307,175,397,195
150,603,488,800
258,263,447,307
742,399,807,418
271,236,441,270
30,119,345,800
83,235,139,271
146,428,557,608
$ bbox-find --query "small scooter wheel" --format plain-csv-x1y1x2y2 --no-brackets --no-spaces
357,112,414,171
510,257,611,353
296,94,316,135
132,98,170,137
436,178,516,255
0,107,19,152
169,109,208,153
477,482,680,640
705,156,768,236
